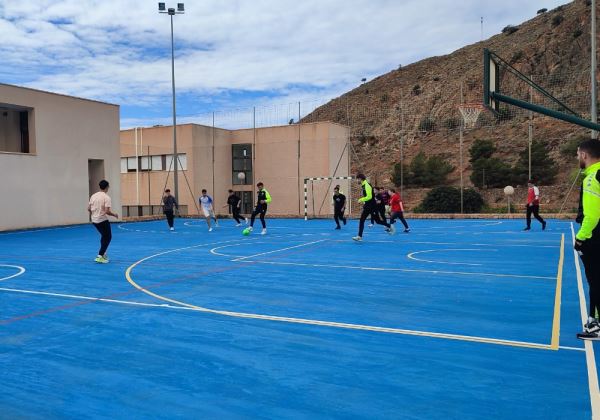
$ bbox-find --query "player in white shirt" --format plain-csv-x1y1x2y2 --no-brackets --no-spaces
199,189,219,231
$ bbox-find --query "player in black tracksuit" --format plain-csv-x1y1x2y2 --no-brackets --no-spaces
333,185,347,229
225,189,247,226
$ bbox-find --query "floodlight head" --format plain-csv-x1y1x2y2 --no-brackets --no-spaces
158,2,166,11
177,3,185,12
168,7,175,15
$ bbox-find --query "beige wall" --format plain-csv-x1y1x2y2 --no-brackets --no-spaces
120,122,349,217
0,83,120,231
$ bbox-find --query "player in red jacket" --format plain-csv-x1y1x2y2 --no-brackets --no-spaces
524,179,546,231
388,188,410,232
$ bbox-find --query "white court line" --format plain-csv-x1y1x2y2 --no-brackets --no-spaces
0,265,26,281
0,225,79,235
1,285,580,352
571,222,600,417
236,260,555,280
406,249,496,266
232,239,327,262
560,345,585,352
329,240,558,248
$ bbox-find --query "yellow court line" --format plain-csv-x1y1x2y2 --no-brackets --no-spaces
124,246,555,351
550,234,565,350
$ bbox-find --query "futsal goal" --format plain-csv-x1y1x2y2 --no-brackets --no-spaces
303,176,356,220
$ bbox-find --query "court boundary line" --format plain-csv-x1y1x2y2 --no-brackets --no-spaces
0,285,586,354
124,243,559,350
406,248,493,266
232,239,327,261
571,223,600,417
550,234,564,350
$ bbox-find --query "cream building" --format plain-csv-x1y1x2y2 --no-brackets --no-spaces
120,122,350,218
0,83,120,231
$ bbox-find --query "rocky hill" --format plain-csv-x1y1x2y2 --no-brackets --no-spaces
303,0,595,210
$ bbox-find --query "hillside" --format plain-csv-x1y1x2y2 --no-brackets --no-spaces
303,0,594,210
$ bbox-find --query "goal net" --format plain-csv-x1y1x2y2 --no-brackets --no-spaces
303,176,359,220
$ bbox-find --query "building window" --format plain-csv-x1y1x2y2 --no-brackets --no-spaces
166,154,187,171
0,106,33,154
232,144,252,185
120,158,128,173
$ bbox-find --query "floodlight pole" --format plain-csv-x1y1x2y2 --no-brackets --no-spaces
159,4,184,202
593,0,598,139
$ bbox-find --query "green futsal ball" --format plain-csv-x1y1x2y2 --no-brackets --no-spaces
242,228,251,236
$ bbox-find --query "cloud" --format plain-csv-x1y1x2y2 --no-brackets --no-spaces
0,0,570,127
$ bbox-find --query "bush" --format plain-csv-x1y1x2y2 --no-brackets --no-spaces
419,187,484,213
551,15,564,27
502,25,519,35
537,8,547,14
471,158,513,188
380,93,389,102
573,29,583,38
560,136,586,156
412,84,422,96
444,117,461,130
418,116,436,132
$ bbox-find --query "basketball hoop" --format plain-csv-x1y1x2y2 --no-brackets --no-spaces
458,103,485,129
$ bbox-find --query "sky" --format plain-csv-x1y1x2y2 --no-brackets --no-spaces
0,0,571,129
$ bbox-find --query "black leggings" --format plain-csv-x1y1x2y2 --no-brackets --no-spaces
582,246,600,318
232,207,244,224
164,210,174,228
251,205,267,228
334,208,346,227
359,205,389,237
526,205,545,228
390,211,409,230
93,220,112,256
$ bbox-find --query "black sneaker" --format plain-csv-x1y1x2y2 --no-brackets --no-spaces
542,221,547,231
577,330,600,341
523,227,531,231
584,318,600,333
335,226,341,230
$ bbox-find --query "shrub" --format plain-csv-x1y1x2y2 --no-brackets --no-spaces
560,136,586,156
444,117,461,130
418,116,436,132
537,8,547,14
412,84,422,96
471,158,513,188
419,187,484,213
551,15,564,27
380,93,389,103
502,25,519,35
573,29,583,38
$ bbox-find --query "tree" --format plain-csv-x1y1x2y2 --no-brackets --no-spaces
469,139,511,188
469,139,496,163
399,152,454,188
512,140,559,185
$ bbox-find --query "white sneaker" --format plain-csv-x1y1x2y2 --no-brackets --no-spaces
261,228,267,235
245,218,249,225
209,227,213,232
248,226,253,232
352,236,362,242
235,223,242,227
389,224,396,235
368,224,374,228
170,227,174,231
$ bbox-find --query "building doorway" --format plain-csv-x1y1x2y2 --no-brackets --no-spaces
88,159,105,197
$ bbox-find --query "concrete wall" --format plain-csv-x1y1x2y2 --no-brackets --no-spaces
0,83,120,231
120,122,350,217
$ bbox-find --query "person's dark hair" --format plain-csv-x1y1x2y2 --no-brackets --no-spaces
257,182,263,187
202,189,207,193
356,173,366,180
99,180,109,190
228,189,233,193
165,189,170,193
579,139,600,158
527,179,534,184
390,188,396,193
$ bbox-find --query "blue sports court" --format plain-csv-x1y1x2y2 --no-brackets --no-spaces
0,218,596,418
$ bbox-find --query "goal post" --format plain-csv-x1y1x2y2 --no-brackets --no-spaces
304,176,354,220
